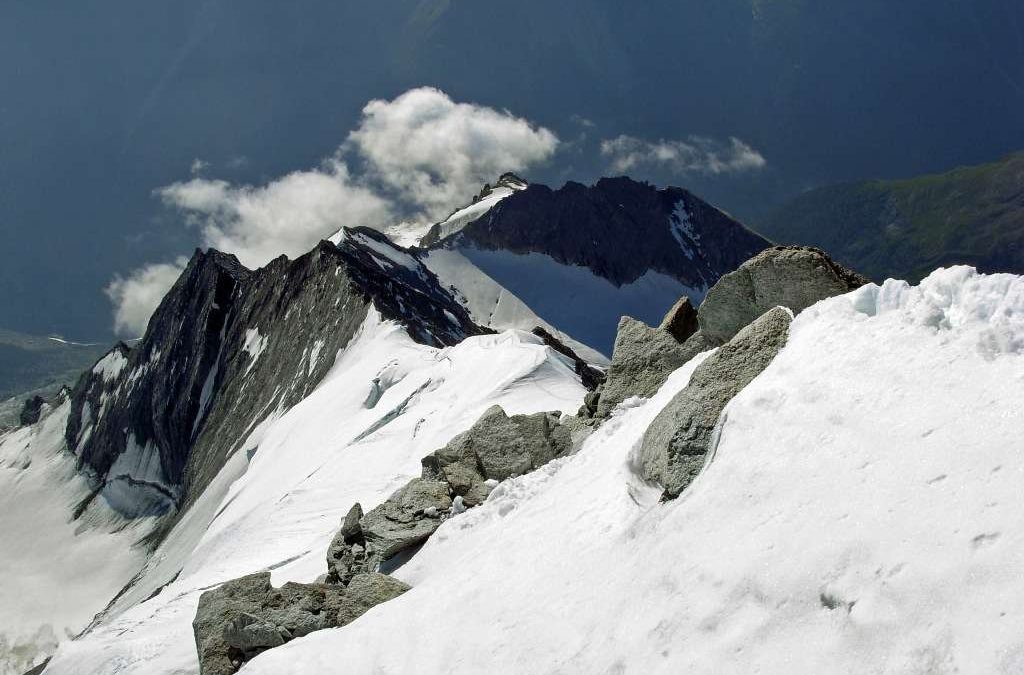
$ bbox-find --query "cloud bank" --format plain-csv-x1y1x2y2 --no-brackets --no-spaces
600,135,766,175
347,87,559,218
105,257,190,337
107,87,559,336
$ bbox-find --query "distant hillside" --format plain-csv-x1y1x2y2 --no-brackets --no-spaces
0,329,108,426
759,152,1024,282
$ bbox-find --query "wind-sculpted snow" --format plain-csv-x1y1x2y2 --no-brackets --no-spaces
229,266,1024,675
42,315,584,675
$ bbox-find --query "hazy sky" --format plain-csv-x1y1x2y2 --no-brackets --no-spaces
2,0,1023,339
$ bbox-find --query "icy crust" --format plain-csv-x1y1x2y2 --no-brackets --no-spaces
0,403,151,675
237,267,1024,675
43,312,585,675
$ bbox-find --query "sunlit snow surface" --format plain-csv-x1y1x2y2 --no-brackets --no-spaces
42,266,1024,675
43,312,585,675
232,266,1024,675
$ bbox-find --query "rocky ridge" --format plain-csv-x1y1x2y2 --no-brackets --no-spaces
185,245,873,673
425,176,770,292
63,228,485,530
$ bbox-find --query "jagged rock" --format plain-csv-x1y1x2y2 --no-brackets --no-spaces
639,307,792,499
62,228,484,535
339,502,363,542
579,390,601,417
659,297,699,343
530,327,605,390
193,573,339,674
328,480,453,584
357,479,452,570
698,246,868,345
595,317,703,417
223,612,284,652
422,405,571,506
18,395,45,427
430,177,769,290
336,573,410,625
22,657,51,675
193,570,409,675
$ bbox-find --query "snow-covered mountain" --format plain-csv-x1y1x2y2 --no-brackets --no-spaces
4,177,1024,675
419,176,770,355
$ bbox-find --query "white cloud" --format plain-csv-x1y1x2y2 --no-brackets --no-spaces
600,135,766,175
157,159,393,269
107,87,559,335
105,257,189,337
189,158,209,175
346,87,559,219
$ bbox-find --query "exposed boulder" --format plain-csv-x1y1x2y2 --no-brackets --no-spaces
193,571,409,675
360,479,452,563
698,246,868,345
659,296,699,343
193,572,341,675
336,573,410,625
594,317,706,417
639,306,792,499
421,405,571,506
327,480,450,583
338,502,363,542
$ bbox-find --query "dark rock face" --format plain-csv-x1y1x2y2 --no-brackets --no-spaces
639,307,792,499
193,571,408,675
18,395,45,427
659,297,699,343
431,176,770,291
698,246,869,345
64,230,484,525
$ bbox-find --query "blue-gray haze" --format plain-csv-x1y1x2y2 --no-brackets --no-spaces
2,0,1023,339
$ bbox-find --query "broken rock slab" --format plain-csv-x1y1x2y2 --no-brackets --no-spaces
594,316,707,417
421,405,571,506
639,306,792,499
193,571,409,675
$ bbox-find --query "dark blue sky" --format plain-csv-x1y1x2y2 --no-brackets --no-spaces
3,0,1023,339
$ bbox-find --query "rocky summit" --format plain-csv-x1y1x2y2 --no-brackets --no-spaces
63,229,483,528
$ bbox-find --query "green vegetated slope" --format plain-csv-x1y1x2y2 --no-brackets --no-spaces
760,152,1024,282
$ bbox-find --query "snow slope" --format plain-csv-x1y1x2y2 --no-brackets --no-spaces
0,402,152,675
424,246,702,358
43,312,585,675
428,182,525,243
235,266,1024,675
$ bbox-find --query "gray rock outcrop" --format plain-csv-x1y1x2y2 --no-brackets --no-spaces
697,246,868,345
639,306,792,499
421,405,571,506
327,479,451,583
193,571,409,675
594,316,705,417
